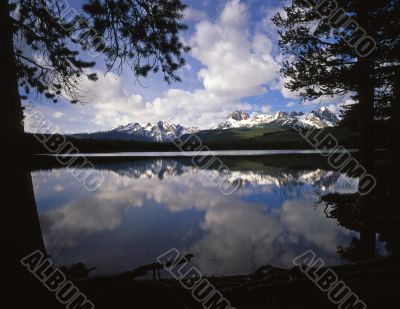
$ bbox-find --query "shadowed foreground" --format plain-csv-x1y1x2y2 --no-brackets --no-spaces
50,255,400,309
13,153,400,308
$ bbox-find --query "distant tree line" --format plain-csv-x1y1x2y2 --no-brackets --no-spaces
24,126,392,154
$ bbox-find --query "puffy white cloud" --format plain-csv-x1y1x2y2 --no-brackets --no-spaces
25,0,279,132
259,3,289,39
190,0,277,98
71,73,238,129
261,104,272,113
184,7,207,21
35,165,356,274
277,75,302,100
52,111,65,119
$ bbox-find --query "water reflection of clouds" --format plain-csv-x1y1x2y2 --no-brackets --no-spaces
33,161,359,275
190,199,353,275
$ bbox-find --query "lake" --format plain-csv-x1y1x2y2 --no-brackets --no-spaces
41,149,359,157
31,154,387,277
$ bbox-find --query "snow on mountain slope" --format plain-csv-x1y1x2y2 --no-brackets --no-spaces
214,107,339,130
107,159,358,194
107,121,200,142
75,107,338,142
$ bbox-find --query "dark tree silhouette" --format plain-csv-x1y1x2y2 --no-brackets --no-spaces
322,192,377,261
1,2,189,306
368,0,400,153
272,0,399,166
0,0,189,151
339,1,400,148
320,163,400,262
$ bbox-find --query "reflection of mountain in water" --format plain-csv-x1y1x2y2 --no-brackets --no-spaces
32,158,362,276
99,160,191,180
95,159,358,196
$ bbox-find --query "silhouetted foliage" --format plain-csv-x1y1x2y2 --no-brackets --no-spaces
1,0,189,150
273,0,400,159
60,263,96,280
10,0,189,103
320,161,400,262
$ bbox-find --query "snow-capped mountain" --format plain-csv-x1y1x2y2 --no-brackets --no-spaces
73,107,338,142
74,121,199,142
96,159,358,194
214,107,339,130
110,121,199,142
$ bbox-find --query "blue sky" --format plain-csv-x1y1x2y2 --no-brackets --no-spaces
24,0,349,133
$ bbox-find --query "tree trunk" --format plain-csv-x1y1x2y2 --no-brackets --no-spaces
357,64,375,170
7,166,56,308
1,4,50,305
355,0,375,171
391,70,400,153
359,228,376,259
0,0,25,153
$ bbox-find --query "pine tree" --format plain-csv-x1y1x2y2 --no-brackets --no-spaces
373,0,400,151
0,0,189,152
273,0,399,165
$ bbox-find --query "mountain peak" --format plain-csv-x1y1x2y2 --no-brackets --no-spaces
215,107,339,130
228,111,250,121
274,111,288,119
98,121,200,142
311,107,338,124
76,107,339,142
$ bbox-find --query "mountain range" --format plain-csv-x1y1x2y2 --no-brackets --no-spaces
72,107,338,142
79,159,357,194
214,107,338,130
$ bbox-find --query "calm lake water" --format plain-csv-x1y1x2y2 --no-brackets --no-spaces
45,149,358,157
31,155,386,276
